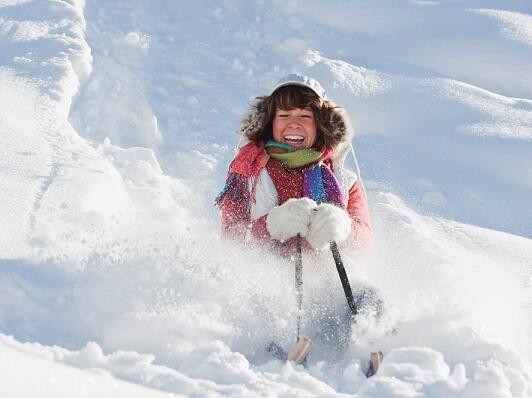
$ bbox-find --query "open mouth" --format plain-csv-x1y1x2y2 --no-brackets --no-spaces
283,135,305,144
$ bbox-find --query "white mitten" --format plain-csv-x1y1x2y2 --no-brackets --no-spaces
266,198,317,241
307,203,352,250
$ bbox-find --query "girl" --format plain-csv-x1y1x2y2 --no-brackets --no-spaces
216,74,371,255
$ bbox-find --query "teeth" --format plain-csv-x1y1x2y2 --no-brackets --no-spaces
284,135,304,141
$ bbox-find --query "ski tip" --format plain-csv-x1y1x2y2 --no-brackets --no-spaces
287,336,312,365
365,351,384,378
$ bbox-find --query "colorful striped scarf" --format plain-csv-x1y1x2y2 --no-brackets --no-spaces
265,140,345,207
216,141,346,208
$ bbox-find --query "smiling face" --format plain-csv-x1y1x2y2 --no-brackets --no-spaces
272,107,317,149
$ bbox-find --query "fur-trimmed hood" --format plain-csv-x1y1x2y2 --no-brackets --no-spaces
237,99,354,162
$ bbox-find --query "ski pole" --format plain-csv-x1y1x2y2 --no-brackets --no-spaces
330,241,358,317
295,233,303,337
331,242,384,376
286,234,312,364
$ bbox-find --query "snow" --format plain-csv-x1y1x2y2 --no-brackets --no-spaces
0,336,171,397
1,0,532,397
473,8,532,47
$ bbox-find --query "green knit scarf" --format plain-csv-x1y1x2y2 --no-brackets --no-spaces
265,140,322,169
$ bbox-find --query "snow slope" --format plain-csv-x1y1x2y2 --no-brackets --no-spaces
1,0,532,396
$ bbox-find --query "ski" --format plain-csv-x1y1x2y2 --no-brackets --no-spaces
365,351,384,377
287,336,312,365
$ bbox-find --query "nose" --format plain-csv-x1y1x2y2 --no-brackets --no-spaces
287,117,301,127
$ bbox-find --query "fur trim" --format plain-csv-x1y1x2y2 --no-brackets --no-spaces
328,104,353,152
238,100,266,138
238,100,354,154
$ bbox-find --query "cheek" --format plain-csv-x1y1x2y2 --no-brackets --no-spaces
306,122,318,144
272,119,283,141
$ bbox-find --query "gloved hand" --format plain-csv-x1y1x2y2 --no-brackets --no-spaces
307,203,352,250
266,198,317,241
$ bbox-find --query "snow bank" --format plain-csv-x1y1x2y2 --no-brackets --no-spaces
0,335,171,397
472,8,532,48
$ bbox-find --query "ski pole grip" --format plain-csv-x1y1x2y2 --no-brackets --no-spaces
330,241,358,317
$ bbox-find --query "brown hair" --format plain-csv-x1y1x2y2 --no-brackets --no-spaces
244,85,347,150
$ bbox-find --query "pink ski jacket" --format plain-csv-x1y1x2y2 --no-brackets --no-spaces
217,115,372,254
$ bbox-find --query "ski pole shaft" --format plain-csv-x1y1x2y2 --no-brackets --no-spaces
295,234,303,337
330,241,358,317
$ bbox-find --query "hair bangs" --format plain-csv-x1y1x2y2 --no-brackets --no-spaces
273,85,322,110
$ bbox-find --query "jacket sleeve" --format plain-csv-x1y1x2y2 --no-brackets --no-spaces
346,180,372,248
218,174,251,240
